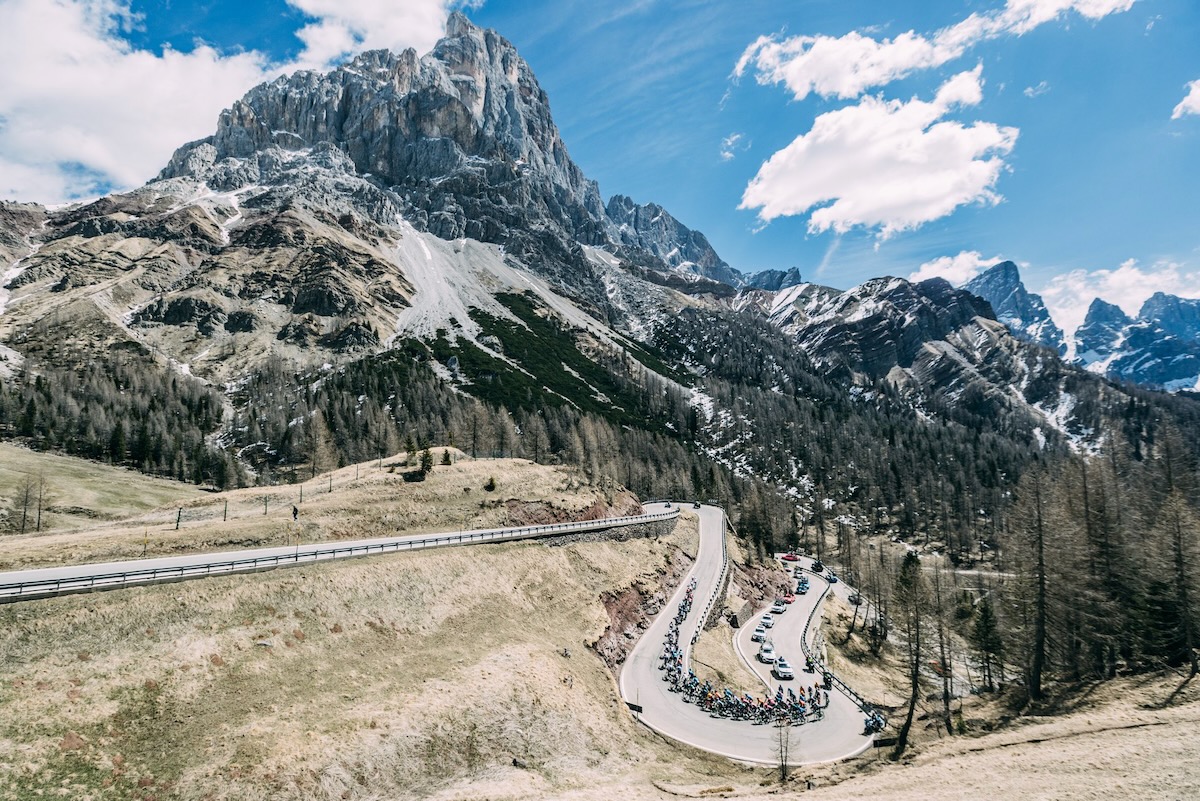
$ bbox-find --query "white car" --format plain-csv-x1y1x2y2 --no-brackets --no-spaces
774,656,795,680
771,599,787,614
757,644,777,664
751,625,767,642
761,614,775,629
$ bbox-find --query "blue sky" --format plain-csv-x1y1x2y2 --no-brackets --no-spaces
2,0,1199,334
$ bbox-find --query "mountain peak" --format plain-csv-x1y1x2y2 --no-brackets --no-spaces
444,9,477,37
980,259,1021,285
1083,298,1132,326
604,194,741,286
1137,291,1200,343
746,266,803,292
964,259,1065,355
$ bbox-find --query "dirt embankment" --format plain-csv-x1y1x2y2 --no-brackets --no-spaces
591,515,699,669
725,558,790,624
504,490,642,526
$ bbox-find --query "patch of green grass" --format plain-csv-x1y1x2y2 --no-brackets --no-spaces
425,293,667,430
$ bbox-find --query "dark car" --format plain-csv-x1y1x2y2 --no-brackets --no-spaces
693,501,701,509
811,560,825,573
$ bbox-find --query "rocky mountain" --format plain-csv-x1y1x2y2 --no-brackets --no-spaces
2,11,1195,547
1140,292,1200,342
963,261,1066,356
745,266,803,292
1074,295,1200,391
754,275,1114,444
0,13,742,385
605,195,741,286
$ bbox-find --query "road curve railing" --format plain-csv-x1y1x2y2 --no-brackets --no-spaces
0,508,680,604
795,565,881,721
691,507,730,645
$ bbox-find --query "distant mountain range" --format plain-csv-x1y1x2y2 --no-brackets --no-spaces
0,11,1195,520
960,261,1200,392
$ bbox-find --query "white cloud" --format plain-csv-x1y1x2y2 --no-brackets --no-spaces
734,0,1135,101
998,0,1137,35
719,132,746,161
288,0,455,69
909,250,1005,284
740,67,1019,238
0,0,458,204
1171,79,1200,120
1038,258,1200,336
1023,80,1051,97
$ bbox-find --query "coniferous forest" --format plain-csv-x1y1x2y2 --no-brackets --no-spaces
2,299,1200,707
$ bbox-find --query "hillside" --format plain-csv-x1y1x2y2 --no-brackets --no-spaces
4,455,1197,799
0,442,204,534
0,448,639,571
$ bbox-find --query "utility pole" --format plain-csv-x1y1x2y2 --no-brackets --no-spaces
175,508,181,531
223,500,228,522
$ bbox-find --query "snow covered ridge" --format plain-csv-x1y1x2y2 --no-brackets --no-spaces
961,261,1200,392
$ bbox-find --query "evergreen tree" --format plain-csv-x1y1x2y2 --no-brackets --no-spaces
892,551,929,760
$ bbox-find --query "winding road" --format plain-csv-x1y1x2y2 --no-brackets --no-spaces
620,503,873,765
0,509,678,602
1,499,873,765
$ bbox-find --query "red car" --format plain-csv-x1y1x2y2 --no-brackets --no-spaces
781,552,799,562
782,593,796,604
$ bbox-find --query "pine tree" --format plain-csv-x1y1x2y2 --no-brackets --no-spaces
891,551,929,760
971,595,1004,691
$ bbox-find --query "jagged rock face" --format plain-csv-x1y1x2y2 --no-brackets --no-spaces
605,195,741,286
161,13,609,254
746,267,803,292
0,202,47,265
777,277,995,379
1073,295,1200,390
1140,292,1200,342
1074,299,1133,363
964,261,1066,355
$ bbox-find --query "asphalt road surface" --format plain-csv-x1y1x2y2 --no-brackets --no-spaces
620,504,873,764
0,510,676,602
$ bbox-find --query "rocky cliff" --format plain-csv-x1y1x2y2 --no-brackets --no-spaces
605,195,741,286
964,261,1066,355
1074,295,1200,391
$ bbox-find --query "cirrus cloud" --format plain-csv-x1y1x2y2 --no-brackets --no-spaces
739,67,1019,238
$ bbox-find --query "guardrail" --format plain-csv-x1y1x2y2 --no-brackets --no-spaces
0,508,680,604
695,508,731,636
794,565,880,721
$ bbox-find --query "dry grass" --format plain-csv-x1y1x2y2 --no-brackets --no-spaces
691,621,762,698
0,442,203,535
0,515,748,801
0,450,625,571
820,596,908,710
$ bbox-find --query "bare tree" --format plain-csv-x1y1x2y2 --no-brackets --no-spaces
931,558,955,735
775,717,792,784
35,471,53,532
12,473,35,534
